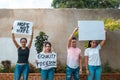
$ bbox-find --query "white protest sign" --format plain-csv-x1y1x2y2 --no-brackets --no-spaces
36,52,57,68
12,20,33,35
78,21,105,41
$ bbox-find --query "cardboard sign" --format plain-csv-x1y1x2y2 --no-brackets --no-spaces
78,21,105,41
12,20,33,35
36,52,57,68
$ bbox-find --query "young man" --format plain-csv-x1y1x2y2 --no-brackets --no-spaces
66,27,82,80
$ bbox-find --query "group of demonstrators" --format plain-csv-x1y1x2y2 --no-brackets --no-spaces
66,28,106,80
11,20,106,80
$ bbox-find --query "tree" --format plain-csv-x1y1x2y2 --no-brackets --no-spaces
52,0,120,9
35,32,48,53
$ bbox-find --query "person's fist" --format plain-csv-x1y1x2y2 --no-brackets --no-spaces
86,69,89,75
74,27,78,31
79,69,82,74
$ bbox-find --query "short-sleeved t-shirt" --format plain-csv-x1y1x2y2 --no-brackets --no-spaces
84,44,101,66
67,47,82,69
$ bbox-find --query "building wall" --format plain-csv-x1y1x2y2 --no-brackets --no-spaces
0,9,120,68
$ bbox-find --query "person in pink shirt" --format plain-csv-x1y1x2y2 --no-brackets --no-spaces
66,27,82,80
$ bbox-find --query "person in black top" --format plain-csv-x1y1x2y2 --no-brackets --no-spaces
12,27,34,80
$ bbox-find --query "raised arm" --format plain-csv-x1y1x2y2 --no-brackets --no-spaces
67,27,78,48
12,33,20,48
100,40,105,48
27,27,34,49
100,30,106,47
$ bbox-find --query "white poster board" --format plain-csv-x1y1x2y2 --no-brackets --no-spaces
36,52,57,68
12,20,33,35
78,21,105,41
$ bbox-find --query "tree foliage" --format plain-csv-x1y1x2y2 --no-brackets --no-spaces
104,18,120,31
35,32,48,53
52,0,120,9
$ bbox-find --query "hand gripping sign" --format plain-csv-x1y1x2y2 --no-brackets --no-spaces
12,20,33,35
36,52,57,68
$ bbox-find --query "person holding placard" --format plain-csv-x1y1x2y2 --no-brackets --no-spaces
84,33,106,80
36,42,56,80
66,28,82,80
12,27,34,80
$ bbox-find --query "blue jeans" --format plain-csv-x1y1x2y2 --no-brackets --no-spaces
41,68,55,80
14,63,30,80
88,65,102,80
66,66,80,80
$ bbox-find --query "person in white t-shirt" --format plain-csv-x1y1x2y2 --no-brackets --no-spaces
66,27,82,80
36,42,57,80
84,39,106,80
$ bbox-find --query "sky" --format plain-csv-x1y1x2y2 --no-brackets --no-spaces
0,0,53,9
0,0,119,9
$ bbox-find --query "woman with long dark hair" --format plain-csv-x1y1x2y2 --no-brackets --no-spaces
12,27,34,80
84,38,106,80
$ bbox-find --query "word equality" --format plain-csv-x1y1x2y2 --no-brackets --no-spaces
36,53,57,68
37,54,56,59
